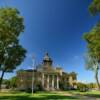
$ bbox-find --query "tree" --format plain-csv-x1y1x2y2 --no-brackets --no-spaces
10,76,17,88
77,82,88,92
2,79,10,89
89,0,100,15
0,7,26,90
83,0,100,90
87,83,96,89
83,23,100,90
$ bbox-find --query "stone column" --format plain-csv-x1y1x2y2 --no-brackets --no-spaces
47,75,49,90
42,73,44,89
57,75,59,89
52,75,54,90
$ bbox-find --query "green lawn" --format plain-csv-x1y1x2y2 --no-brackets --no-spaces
0,91,80,100
0,91,100,100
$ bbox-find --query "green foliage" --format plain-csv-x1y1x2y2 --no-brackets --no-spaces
0,92,80,100
59,81,69,90
87,1,100,62
2,77,17,89
2,79,10,88
0,7,26,72
0,7,24,43
77,82,88,92
10,76,17,88
83,22,100,67
0,43,26,72
84,54,97,71
83,22,100,89
89,0,100,15
0,7,26,89
34,80,43,91
83,0,100,90
87,83,96,89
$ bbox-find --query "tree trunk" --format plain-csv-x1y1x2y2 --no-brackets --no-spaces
95,67,100,90
0,70,5,91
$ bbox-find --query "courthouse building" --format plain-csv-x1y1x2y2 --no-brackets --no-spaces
17,53,77,91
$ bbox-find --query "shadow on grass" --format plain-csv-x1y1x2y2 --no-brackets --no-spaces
0,94,79,100
85,94,100,98
66,91,100,98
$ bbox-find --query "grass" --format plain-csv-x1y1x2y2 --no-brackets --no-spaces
0,90,100,100
83,91,100,98
65,90,100,98
0,91,80,100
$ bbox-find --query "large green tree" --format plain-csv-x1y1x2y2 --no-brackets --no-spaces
83,0,100,90
89,0,100,15
83,23,100,90
0,7,26,89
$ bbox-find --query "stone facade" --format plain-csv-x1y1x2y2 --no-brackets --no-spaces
17,53,77,91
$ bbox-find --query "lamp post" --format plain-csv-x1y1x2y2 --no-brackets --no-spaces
32,55,35,95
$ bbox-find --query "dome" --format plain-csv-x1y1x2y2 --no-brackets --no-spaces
43,53,53,67
43,53,52,61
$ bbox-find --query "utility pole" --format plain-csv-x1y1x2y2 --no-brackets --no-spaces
32,55,35,95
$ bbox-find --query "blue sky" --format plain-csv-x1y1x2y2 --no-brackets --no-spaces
0,0,100,83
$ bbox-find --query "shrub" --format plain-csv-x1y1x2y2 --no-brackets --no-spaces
77,82,88,92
